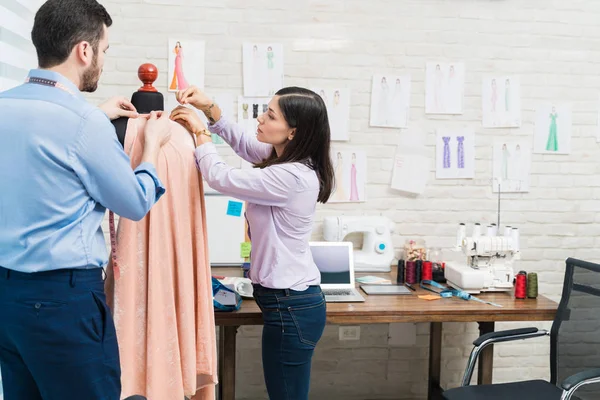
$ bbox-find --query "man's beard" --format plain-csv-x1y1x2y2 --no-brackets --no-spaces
81,54,100,93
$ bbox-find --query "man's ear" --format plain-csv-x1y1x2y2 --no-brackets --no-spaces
75,41,94,67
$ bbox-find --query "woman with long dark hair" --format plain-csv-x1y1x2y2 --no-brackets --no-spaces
170,86,334,400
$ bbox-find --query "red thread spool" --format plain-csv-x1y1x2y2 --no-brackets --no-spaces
405,261,417,284
514,271,527,299
422,261,433,281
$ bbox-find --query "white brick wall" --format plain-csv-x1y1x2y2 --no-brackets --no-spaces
91,0,600,398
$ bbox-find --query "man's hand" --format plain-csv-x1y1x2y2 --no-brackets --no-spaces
99,96,138,120
144,111,172,148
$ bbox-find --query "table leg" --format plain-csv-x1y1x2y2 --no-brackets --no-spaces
477,322,495,385
218,325,239,400
428,322,443,400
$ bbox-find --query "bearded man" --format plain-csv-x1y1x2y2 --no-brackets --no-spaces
0,1,172,398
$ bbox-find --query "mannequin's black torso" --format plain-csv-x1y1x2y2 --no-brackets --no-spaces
111,91,165,147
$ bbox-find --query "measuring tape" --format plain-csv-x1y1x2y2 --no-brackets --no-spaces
26,76,120,280
108,211,119,280
420,280,503,307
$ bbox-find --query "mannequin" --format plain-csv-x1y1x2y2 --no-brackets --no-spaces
105,64,217,400
112,63,164,146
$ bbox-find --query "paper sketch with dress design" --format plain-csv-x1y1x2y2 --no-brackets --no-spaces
311,87,351,141
533,104,571,154
391,143,429,195
237,96,271,137
369,75,411,128
426,63,464,114
492,142,531,193
482,76,521,128
436,130,474,179
329,150,366,203
243,43,283,97
167,39,205,92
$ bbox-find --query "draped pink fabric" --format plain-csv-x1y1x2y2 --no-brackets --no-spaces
105,117,217,400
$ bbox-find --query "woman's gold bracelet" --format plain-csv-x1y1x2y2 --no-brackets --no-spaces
195,129,211,138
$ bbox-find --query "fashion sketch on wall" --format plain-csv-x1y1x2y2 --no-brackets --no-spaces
492,141,531,193
167,39,205,92
533,104,571,154
435,130,475,179
237,96,271,137
482,76,521,128
329,150,366,203
243,43,283,97
369,75,411,128
312,88,351,141
425,62,465,115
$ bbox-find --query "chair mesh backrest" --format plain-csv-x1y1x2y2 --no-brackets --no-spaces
551,258,600,399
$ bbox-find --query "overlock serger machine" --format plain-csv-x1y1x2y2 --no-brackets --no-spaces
445,223,521,294
322,216,395,272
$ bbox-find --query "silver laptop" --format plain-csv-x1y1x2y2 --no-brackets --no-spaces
310,241,365,303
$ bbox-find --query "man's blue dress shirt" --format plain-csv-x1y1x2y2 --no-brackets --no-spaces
0,69,165,273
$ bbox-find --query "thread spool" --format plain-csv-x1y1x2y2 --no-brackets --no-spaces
422,261,433,281
486,225,495,236
397,259,405,284
503,226,512,237
415,260,423,283
527,273,538,299
472,223,481,238
405,261,417,284
456,223,466,248
491,223,498,236
512,227,520,252
515,271,527,299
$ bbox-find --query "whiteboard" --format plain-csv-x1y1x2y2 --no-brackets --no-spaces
204,193,247,266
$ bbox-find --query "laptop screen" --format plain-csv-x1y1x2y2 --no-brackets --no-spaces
310,242,352,285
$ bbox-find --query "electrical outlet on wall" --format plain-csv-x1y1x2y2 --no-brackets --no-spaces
339,326,360,341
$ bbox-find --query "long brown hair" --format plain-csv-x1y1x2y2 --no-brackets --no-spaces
254,87,334,203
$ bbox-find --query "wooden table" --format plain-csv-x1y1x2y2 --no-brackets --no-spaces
214,268,557,400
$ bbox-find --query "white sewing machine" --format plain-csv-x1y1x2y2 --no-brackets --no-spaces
445,223,520,294
322,216,395,272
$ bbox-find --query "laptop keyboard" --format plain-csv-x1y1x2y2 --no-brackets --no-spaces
323,289,354,296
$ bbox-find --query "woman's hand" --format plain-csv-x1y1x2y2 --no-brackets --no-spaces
176,86,222,124
176,86,212,110
170,106,212,145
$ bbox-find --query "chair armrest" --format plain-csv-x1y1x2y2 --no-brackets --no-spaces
473,327,544,346
461,327,549,386
561,368,600,391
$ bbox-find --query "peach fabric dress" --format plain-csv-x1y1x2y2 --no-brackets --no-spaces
105,117,217,400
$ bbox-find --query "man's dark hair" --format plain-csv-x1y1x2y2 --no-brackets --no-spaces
31,0,112,68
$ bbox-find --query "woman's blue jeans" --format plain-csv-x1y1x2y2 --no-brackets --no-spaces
253,284,327,400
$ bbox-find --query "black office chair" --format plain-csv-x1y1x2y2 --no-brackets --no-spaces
443,257,600,400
